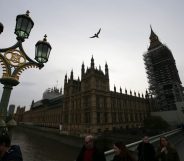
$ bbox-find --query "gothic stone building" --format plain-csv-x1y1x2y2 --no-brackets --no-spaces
15,90,63,128
16,57,153,136
62,57,152,135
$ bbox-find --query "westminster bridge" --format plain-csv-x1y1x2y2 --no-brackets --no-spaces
12,127,184,161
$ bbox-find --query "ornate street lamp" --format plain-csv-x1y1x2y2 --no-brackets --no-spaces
15,11,34,41
35,35,52,63
0,11,52,123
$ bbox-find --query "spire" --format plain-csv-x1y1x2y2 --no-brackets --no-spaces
125,88,127,94
99,65,101,71
145,89,149,98
64,73,67,84
134,91,136,96
105,62,109,76
91,55,94,69
82,62,85,69
70,70,73,80
114,85,116,92
120,87,122,93
81,62,85,78
148,26,162,50
138,92,140,97
31,100,34,108
130,90,132,95
105,62,108,68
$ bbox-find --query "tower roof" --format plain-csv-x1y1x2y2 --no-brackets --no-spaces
91,55,95,69
91,55,94,62
148,26,162,50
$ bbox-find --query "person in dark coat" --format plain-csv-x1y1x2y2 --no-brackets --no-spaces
156,136,180,161
76,135,106,161
137,136,156,161
111,141,136,161
0,134,23,161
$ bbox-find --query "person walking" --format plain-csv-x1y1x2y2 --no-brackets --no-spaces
137,136,156,161
156,136,180,161
59,123,62,134
0,134,23,161
111,141,136,161
76,135,106,161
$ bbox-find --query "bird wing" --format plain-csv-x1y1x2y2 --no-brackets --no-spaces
90,35,96,38
97,28,101,35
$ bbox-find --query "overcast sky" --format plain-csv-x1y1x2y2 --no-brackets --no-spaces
0,0,184,111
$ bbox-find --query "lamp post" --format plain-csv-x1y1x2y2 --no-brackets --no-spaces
0,11,52,133
0,22,3,34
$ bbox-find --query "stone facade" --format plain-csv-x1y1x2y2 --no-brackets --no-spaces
62,57,152,135
15,95,63,128
15,57,154,135
14,106,26,123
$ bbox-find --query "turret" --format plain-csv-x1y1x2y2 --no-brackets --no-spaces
145,89,149,98
120,87,122,93
64,74,67,84
91,55,94,69
138,92,140,97
99,65,101,71
70,70,73,80
81,62,85,78
114,85,116,92
125,88,127,94
105,62,109,77
31,100,34,109
130,90,132,95
134,91,136,96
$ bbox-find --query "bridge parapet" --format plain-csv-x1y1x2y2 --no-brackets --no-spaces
105,128,182,161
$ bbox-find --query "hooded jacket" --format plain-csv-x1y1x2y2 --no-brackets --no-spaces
76,146,106,161
0,145,23,161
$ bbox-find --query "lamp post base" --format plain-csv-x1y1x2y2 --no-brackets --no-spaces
0,77,19,121
0,118,6,135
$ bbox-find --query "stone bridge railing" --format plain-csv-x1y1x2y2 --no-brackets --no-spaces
104,128,182,161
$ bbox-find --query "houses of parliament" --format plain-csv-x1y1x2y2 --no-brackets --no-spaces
15,55,154,135
16,28,184,136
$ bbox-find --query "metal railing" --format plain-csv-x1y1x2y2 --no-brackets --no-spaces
105,128,182,161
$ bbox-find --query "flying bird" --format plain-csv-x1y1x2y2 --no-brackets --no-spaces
90,28,101,38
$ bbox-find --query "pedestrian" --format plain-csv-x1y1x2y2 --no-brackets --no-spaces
76,135,106,161
137,136,156,161
111,141,136,161
0,134,23,161
156,136,180,161
59,123,62,134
